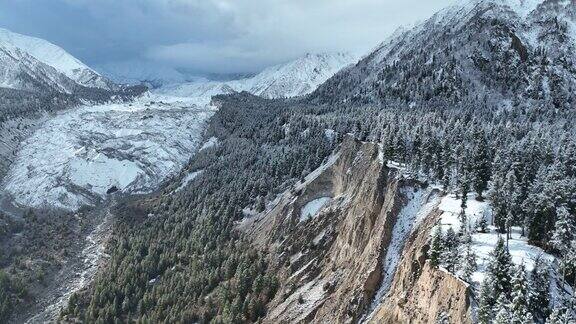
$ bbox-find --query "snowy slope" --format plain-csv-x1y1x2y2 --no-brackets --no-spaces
312,0,576,107
2,98,214,210
241,53,357,98
0,27,110,91
158,52,356,103
0,42,77,93
437,193,574,310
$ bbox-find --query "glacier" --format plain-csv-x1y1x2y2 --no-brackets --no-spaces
2,98,214,210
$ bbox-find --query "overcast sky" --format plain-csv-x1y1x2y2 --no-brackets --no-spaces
0,0,457,74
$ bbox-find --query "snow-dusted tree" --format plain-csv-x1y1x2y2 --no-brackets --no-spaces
255,196,265,212
551,206,575,255
435,311,450,324
460,242,477,283
529,256,550,321
487,237,512,298
523,166,553,245
499,169,522,234
551,206,576,285
509,263,532,324
460,223,472,245
546,307,572,324
429,226,444,268
443,227,460,272
493,293,511,324
442,171,450,193
506,210,514,241
477,277,495,324
459,210,472,244
460,175,469,210
476,214,489,233
471,129,490,200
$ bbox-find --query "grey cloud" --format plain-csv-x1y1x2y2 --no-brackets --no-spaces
0,0,457,74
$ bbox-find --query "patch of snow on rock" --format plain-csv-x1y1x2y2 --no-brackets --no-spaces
175,170,204,193
300,197,332,222
199,137,218,151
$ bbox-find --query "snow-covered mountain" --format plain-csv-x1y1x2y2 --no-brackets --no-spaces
158,52,356,103
1,53,354,211
0,27,111,92
244,52,357,98
312,0,576,108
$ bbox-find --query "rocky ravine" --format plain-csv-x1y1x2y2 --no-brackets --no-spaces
240,136,472,323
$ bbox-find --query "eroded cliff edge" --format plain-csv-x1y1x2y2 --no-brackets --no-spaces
239,136,472,323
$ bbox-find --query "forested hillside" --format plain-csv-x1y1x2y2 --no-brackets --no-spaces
63,79,575,322
19,0,576,322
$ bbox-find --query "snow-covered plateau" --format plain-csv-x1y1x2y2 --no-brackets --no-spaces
2,98,214,210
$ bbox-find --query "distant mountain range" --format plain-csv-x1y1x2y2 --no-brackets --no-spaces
157,52,357,104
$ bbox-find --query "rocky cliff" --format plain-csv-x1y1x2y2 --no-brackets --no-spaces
240,136,473,323
368,208,473,324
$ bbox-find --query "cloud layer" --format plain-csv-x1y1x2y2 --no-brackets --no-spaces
0,0,456,74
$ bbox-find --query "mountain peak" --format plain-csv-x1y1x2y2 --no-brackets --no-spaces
0,27,111,90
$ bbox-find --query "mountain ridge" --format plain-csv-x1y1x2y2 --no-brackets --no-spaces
0,27,113,92
157,52,357,103
311,0,576,109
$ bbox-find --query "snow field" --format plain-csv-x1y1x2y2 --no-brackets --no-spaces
437,193,573,307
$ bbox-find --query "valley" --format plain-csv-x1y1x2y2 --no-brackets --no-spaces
1,0,576,323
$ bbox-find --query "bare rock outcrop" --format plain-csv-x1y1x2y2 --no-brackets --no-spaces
368,208,473,324
240,135,472,323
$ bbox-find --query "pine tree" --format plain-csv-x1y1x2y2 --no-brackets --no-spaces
551,206,576,286
551,206,575,255
529,256,550,321
460,242,477,283
509,263,532,324
460,175,469,210
429,226,444,268
459,210,473,245
255,196,265,212
487,237,512,298
493,293,511,324
476,213,489,233
477,276,495,324
444,227,460,272
436,311,450,324
546,307,569,324
472,130,490,200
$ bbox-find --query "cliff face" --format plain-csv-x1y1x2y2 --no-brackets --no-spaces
368,208,473,324
240,136,473,323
